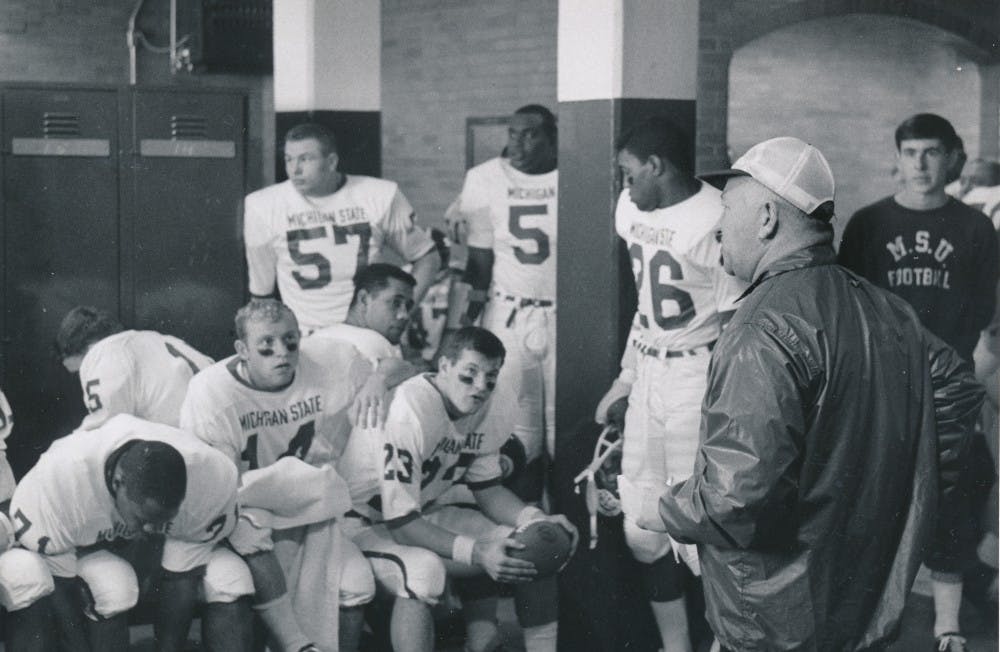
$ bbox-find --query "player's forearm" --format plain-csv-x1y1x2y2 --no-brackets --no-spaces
388,516,462,560
409,249,442,306
154,569,202,652
472,484,530,527
243,550,288,603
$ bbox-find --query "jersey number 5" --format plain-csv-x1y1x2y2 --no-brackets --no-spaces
509,206,550,265
628,244,695,330
288,224,373,289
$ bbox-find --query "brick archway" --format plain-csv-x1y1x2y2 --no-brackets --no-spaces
696,0,1000,171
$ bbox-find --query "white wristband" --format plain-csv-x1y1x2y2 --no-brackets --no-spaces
515,506,546,528
452,535,476,566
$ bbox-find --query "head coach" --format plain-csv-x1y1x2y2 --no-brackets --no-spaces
617,137,984,651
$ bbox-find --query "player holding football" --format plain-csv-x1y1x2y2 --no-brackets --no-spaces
56,305,212,429
445,105,558,497
594,117,745,652
0,415,245,652
244,122,441,334
181,299,376,652
338,326,577,652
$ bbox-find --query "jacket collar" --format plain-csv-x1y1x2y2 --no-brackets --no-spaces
737,244,838,301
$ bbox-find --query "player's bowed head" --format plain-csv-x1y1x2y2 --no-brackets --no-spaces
431,326,506,419
55,305,124,374
110,439,187,534
233,299,301,391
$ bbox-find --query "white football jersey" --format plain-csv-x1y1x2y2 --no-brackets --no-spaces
180,337,370,474
0,388,13,503
963,185,1000,230
310,322,401,370
0,388,12,447
615,184,745,351
244,177,436,332
78,330,213,430
342,375,507,523
460,158,557,300
9,415,238,574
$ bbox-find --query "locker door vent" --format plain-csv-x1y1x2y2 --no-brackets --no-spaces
171,115,208,139
43,112,80,137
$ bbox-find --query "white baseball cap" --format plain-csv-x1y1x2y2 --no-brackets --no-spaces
702,137,835,215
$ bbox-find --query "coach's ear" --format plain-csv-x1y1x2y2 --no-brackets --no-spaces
758,201,779,241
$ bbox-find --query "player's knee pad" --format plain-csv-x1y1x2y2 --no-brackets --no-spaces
368,546,446,605
623,519,672,565
203,547,254,604
0,548,55,611
339,556,376,607
77,550,139,618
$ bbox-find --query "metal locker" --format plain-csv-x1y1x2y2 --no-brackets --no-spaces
127,88,246,361
1,87,121,475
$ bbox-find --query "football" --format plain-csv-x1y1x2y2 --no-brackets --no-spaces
508,520,573,576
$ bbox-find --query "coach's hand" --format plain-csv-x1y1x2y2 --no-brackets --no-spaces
474,537,536,583
351,373,390,429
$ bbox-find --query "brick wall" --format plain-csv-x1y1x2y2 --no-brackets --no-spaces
0,0,272,187
729,14,982,238
698,0,1000,174
381,0,557,229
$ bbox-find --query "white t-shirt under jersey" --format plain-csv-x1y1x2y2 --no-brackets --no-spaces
341,374,509,525
180,337,371,474
9,414,238,575
460,157,557,300
244,177,435,332
78,330,212,429
615,183,745,351
310,322,401,370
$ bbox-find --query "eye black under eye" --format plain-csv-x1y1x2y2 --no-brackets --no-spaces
257,348,274,357
458,375,474,385
285,341,298,352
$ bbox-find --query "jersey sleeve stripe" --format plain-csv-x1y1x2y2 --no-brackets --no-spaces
465,476,503,491
384,510,422,529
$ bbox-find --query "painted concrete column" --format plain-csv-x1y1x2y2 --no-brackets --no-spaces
273,0,381,176
554,5,700,648
556,0,699,447
980,63,1000,160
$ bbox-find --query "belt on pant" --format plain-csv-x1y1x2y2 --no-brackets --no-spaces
493,292,554,308
631,338,716,360
494,292,554,327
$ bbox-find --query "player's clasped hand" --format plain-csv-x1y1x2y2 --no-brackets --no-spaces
474,537,537,583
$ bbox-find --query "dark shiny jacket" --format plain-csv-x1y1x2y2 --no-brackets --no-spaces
659,245,982,651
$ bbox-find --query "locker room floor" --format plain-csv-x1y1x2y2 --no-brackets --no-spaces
0,579,992,650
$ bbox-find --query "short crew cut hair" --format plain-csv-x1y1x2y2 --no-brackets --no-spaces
895,113,959,151
514,104,557,143
56,306,124,359
350,263,417,307
285,122,337,156
439,326,505,365
115,439,187,511
234,299,298,341
616,116,694,178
